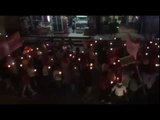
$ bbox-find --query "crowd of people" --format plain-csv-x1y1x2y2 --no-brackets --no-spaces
0,37,159,104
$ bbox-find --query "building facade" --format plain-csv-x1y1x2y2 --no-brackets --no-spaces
139,16,159,39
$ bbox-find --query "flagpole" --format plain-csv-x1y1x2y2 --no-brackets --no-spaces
127,33,146,95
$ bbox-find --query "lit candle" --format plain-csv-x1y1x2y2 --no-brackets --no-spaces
156,38,160,41
90,63,93,67
155,43,158,46
147,46,149,49
28,55,31,58
117,59,120,62
90,44,93,47
48,66,51,69
95,40,97,43
158,45,160,48
37,51,42,55
124,43,126,46
155,64,160,67
90,66,93,70
78,58,81,61
116,77,119,80
81,51,84,54
20,64,23,67
34,69,37,72
6,35,8,38
46,44,49,46
158,55,160,58
8,55,11,57
51,58,54,61
59,71,62,75
39,51,42,55
94,52,97,55
0,33,1,35
12,62,15,66
69,54,72,57
8,65,11,68
110,48,113,51
145,53,148,56
72,56,75,59
36,48,39,50
110,81,113,84
116,26,119,29
150,41,153,44
21,57,24,60
74,66,77,70
113,62,116,65
100,38,102,40
110,42,112,45
114,37,116,40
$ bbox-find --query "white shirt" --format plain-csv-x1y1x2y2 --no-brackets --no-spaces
112,85,127,97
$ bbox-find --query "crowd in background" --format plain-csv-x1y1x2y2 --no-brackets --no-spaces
0,38,159,104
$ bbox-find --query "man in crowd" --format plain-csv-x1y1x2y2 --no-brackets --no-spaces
111,81,127,104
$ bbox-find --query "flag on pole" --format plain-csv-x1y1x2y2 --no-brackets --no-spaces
0,32,22,59
126,34,140,59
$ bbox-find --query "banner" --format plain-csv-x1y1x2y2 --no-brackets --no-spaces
120,55,136,67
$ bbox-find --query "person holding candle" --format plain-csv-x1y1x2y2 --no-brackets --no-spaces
52,65,63,95
99,71,111,103
42,64,51,93
140,56,159,90
61,56,72,94
110,81,127,104
26,64,38,91
81,67,93,103
21,69,37,97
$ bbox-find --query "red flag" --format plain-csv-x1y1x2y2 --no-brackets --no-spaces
7,32,22,53
126,34,140,59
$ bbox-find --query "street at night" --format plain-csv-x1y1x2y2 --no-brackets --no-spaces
0,16,159,104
